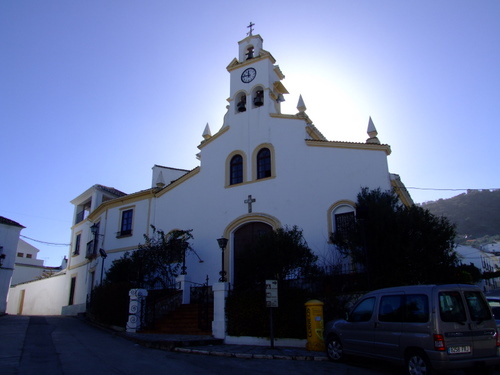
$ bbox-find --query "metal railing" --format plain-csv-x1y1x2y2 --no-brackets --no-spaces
142,286,182,330
190,277,213,332
86,240,97,260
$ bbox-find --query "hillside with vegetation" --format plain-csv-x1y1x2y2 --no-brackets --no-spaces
421,189,500,245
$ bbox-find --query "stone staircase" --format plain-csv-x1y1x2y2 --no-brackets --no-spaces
152,303,213,335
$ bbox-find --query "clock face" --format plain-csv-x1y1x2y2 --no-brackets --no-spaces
241,68,256,83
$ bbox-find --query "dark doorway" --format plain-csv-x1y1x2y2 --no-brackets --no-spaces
233,222,272,289
68,277,76,305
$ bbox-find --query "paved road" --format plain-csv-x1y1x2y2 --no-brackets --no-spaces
0,315,498,375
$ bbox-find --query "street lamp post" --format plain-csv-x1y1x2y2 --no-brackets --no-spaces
178,240,189,275
90,223,100,257
217,237,228,282
90,223,107,284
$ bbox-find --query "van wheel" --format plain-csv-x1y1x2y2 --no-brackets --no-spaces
406,351,433,375
325,335,344,362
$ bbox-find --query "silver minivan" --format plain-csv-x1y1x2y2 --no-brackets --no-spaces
324,284,500,374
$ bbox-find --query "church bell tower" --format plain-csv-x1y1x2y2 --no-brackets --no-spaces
226,24,288,116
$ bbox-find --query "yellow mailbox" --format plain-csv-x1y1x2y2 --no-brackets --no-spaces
305,299,325,351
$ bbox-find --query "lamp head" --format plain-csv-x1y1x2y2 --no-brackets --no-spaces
217,237,228,250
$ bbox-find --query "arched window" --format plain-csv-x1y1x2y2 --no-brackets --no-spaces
230,155,243,185
257,148,271,179
334,211,355,240
329,202,356,242
236,93,247,113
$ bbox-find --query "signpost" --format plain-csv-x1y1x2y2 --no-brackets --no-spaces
266,280,278,348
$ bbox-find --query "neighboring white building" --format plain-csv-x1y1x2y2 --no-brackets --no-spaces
11,239,67,286
0,216,25,314
7,33,412,336
481,242,500,254
456,245,500,292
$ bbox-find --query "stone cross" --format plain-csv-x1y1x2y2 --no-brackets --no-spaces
244,195,256,213
247,22,255,36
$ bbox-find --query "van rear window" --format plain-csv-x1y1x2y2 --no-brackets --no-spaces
440,291,492,323
464,291,492,321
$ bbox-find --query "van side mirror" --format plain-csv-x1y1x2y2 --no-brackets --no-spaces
345,312,349,321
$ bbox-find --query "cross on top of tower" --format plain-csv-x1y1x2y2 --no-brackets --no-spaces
247,22,255,36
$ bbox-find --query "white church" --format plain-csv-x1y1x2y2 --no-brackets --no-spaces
6,31,412,338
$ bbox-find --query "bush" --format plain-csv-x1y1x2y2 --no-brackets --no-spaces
226,285,315,339
87,281,132,327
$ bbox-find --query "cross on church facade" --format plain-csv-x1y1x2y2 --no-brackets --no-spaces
244,195,256,213
247,22,255,36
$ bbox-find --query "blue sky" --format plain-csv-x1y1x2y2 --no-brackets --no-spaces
1,1,499,266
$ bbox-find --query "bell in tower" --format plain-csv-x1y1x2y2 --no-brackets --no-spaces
246,46,254,60
238,34,263,63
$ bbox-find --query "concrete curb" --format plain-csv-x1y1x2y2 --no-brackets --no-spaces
80,316,329,362
174,346,329,361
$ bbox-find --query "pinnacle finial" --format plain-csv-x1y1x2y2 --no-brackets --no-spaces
297,95,307,113
156,171,165,188
366,117,380,144
202,122,212,140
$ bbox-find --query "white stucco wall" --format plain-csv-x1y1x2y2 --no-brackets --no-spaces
7,273,69,315
148,121,392,286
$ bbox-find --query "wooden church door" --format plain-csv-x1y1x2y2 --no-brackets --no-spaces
233,222,272,289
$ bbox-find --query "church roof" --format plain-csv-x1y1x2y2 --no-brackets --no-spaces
152,165,191,173
305,139,392,155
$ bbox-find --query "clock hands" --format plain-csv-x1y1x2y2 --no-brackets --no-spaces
241,68,256,83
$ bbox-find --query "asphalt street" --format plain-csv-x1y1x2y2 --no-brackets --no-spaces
0,315,498,375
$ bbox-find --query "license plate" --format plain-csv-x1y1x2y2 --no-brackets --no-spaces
448,345,471,354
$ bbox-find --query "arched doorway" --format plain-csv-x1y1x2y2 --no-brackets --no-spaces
233,222,272,289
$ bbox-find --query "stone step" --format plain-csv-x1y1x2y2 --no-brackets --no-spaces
151,303,213,335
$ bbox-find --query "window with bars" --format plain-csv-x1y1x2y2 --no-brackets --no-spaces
335,211,355,240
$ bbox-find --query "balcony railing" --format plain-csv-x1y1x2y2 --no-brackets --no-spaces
75,210,85,225
116,229,132,238
86,240,97,260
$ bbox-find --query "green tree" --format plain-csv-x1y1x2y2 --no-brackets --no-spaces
87,226,195,327
332,188,474,289
105,226,194,288
237,225,319,289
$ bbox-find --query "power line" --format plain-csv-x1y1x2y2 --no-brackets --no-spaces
20,235,70,247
